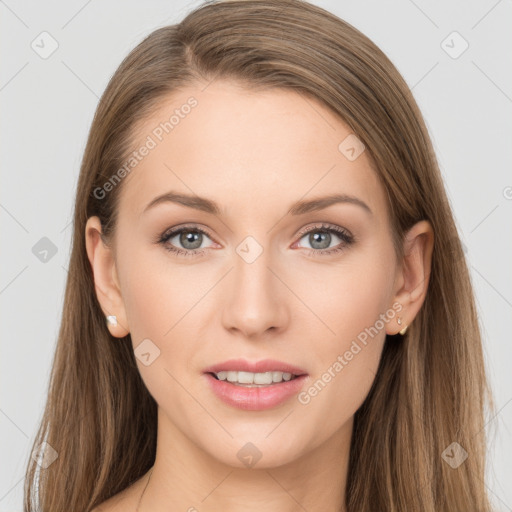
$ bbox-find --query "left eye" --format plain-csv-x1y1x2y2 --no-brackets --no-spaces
294,224,353,254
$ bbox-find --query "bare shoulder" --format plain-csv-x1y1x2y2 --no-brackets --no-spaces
90,478,143,512
90,493,131,512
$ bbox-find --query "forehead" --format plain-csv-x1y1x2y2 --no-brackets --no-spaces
117,80,387,223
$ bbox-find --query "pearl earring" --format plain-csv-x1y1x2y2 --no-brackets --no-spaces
397,316,408,335
106,315,118,327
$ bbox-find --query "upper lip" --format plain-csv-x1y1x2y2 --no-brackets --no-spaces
203,358,308,376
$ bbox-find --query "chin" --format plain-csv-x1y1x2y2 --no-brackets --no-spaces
200,431,311,470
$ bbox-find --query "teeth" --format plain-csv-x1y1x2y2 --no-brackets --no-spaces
214,370,297,385
272,371,281,382
254,372,273,385
226,371,238,382
238,371,255,384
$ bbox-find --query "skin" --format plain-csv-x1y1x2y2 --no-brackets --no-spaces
86,80,434,512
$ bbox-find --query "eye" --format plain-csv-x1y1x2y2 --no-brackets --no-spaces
157,224,216,258
293,223,354,256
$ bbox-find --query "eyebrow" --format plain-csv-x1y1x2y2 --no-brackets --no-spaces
142,191,373,217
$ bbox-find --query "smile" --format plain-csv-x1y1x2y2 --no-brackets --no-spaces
202,358,309,410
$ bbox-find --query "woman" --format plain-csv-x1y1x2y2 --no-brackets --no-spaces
24,1,493,510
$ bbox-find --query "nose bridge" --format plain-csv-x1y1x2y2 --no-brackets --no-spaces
221,234,287,337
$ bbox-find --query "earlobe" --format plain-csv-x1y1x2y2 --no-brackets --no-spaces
388,220,434,335
85,216,130,338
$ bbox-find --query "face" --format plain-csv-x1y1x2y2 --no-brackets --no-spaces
95,80,406,469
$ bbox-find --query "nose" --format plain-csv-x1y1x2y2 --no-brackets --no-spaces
221,244,289,340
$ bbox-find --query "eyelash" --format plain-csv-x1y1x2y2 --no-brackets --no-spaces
156,223,354,259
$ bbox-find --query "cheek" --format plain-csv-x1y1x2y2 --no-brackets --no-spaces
120,239,201,334
118,245,189,357
118,251,200,409
293,253,394,428
122,270,170,341
300,250,394,353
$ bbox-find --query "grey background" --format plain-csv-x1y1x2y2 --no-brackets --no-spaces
1,0,511,510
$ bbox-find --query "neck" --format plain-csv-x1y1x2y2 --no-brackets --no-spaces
139,407,352,512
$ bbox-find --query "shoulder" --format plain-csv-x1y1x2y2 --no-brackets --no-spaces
90,480,142,512
90,495,128,512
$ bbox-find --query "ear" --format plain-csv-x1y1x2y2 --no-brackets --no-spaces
386,220,434,335
85,216,130,338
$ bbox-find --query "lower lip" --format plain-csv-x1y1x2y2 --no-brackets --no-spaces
204,373,308,411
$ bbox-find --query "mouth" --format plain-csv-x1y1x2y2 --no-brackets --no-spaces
202,359,308,410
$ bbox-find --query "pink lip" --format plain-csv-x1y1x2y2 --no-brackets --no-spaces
202,358,308,375
202,358,309,411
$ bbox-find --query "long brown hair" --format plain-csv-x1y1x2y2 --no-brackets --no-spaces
24,1,493,510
